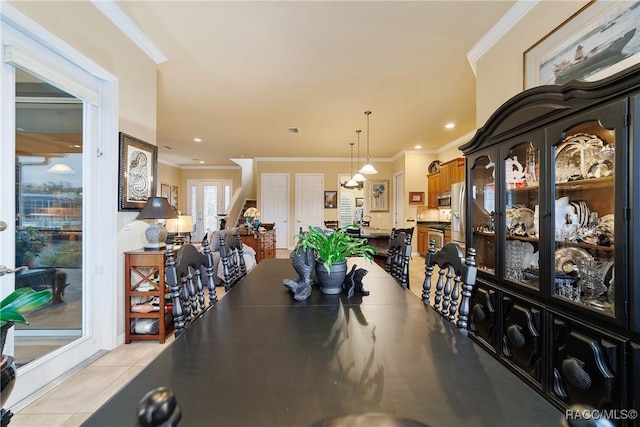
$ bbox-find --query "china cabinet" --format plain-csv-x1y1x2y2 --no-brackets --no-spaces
461,64,640,422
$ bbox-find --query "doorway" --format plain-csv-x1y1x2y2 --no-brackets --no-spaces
1,5,118,407
261,173,290,248
187,179,232,241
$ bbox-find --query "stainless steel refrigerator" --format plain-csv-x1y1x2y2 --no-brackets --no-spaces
450,181,465,247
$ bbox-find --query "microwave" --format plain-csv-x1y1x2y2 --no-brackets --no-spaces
437,192,451,208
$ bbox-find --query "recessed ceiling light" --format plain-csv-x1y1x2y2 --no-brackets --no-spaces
193,138,202,142
414,145,422,149
199,160,205,164
445,123,455,129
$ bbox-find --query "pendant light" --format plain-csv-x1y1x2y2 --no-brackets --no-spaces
358,110,378,175
352,129,366,182
344,142,359,188
47,111,76,174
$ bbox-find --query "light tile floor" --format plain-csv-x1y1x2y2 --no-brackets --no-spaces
9,253,429,427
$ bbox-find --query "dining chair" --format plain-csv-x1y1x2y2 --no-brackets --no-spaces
323,220,339,230
219,230,248,291
165,234,217,337
384,231,412,289
421,240,477,335
377,227,414,261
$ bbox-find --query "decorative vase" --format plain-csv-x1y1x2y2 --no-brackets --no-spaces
253,219,260,230
1,354,17,408
315,260,347,295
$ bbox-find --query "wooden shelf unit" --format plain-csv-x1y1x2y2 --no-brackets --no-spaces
124,250,173,344
240,229,276,263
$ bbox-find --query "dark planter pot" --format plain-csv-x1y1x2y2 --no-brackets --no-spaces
1,354,17,408
315,260,347,295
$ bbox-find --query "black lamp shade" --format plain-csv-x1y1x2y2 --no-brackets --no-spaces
136,197,178,220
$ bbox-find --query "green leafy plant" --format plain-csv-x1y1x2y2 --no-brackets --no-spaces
1,287,52,327
15,227,47,266
296,225,376,273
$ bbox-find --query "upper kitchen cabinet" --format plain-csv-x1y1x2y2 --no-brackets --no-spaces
439,157,465,192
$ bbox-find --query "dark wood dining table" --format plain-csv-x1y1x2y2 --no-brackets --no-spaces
84,258,561,427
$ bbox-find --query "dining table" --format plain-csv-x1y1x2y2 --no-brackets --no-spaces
83,258,561,427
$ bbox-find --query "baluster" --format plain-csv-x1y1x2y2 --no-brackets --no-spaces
166,246,185,336
422,240,436,304
441,265,453,317
449,276,460,322
457,248,477,335
202,234,217,306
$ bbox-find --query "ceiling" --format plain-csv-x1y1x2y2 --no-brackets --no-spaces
108,1,516,166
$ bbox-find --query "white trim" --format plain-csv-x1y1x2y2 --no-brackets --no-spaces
466,0,539,76
2,2,119,408
181,165,241,170
256,157,392,163
435,130,476,154
91,0,168,64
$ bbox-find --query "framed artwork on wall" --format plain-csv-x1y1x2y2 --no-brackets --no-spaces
355,197,364,208
524,0,640,89
170,185,178,210
160,183,170,200
324,191,337,209
409,192,424,205
368,180,389,212
118,132,157,211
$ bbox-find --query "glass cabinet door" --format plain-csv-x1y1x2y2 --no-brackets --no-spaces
470,153,496,275
552,119,616,315
502,140,540,288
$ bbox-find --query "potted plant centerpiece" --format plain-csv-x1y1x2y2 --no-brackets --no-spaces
1,287,52,409
296,226,376,294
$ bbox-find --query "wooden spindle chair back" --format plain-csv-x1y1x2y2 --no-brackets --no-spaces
166,234,217,337
421,240,477,335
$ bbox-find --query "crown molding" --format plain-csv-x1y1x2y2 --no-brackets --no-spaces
91,0,167,64
466,0,539,76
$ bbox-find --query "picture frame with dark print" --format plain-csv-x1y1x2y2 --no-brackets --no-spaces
409,191,424,205
118,132,158,211
324,191,337,209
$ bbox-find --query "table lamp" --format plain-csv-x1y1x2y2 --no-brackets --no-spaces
166,214,194,245
136,197,178,250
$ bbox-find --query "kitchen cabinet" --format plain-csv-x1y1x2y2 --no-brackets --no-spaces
417,226,429,256
439,158,465,192
426,172,440,208
460,64,640,422
124,250,173,344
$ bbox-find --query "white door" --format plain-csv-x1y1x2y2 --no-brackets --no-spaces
394,172,405,228
1,6,117,407
261,173,289,248
187,180,232,241
295,174,324,236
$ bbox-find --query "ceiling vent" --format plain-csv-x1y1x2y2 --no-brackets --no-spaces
288,127,300,134
163,145,173,150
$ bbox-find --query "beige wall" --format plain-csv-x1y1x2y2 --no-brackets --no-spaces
257,159,396,242
476,1,590,127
